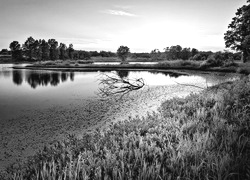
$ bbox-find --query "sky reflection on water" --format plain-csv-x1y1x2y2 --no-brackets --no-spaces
0,64,239,121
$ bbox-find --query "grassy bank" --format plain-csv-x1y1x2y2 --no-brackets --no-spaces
13,59,250,75
2,76,250,179
90,56,155,62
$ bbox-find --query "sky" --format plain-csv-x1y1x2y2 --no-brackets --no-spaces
0,0,247,52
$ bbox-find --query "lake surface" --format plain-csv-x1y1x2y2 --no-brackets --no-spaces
0,64,239,121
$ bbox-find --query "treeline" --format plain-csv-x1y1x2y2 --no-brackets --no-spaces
4,37,242,62
8,36,116,61
129,45,242,61
147,45,242,61
8,37,93,61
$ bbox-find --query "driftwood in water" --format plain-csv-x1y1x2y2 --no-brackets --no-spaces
98,72,145,98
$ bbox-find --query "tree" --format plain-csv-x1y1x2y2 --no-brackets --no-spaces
41,39,50,61
164,45,182,60
224,0,250,62
68,43,74,59
78,50,91,60
33,40,42,61
48,39,59,60
23,36,35,60
117,46,130,63
150,49,161,61
73,51,79,60
0,49,9,55
180,47,191,60
89,51,99,57
9,41,22,60
59,43,67,60
191,48,199,57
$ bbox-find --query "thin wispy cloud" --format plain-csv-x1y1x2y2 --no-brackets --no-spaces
103,9,136,17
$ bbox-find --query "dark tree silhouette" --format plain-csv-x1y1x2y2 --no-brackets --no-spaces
59,43,67,60
41,39,50,61
224,0,250,62
150,49,161,61
23,36,35,60
68,43,74,59
117,46,130,63
48,39,59,60
9,41,22,60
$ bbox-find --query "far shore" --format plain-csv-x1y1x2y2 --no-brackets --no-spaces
11,60,250,75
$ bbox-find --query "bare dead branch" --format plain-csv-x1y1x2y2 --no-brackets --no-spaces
97,72,145,99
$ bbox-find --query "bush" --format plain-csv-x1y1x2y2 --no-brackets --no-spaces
199,56,224,69
43,61,56,66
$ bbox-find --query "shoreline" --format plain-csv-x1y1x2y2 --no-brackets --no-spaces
0,84,203,172
12,62,250,75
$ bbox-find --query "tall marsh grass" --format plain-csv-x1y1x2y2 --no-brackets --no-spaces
2,76,250,180
159,60,201,68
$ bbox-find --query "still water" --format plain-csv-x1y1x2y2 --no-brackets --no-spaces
0,64,239,121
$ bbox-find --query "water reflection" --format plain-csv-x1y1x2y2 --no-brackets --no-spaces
148,71,186,78
0,65,12,78
98,71,144,98
12,70,23,85
116,70,129,79
11,70,75,89
70,72,74,81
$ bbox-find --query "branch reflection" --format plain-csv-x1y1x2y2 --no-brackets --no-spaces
98,71,144,98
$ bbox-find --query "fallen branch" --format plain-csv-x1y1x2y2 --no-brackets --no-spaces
97,72,145,99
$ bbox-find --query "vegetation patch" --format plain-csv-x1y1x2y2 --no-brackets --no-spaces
2,76,250,180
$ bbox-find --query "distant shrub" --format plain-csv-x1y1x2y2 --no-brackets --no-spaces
55,60,63,64
158,61,171,67
158,60,200,68
43,61,56,66
192,53,209,61
199,56,224,69
61,60,71,66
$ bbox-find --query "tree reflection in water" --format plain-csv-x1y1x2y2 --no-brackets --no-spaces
98,71,144,98
116,70,129,79
50,73,60,86
11,70,75,89
12,70,23,85
0,70,11,78
148,70,187,78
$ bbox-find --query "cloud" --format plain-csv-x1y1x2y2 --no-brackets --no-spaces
103,9,136,17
